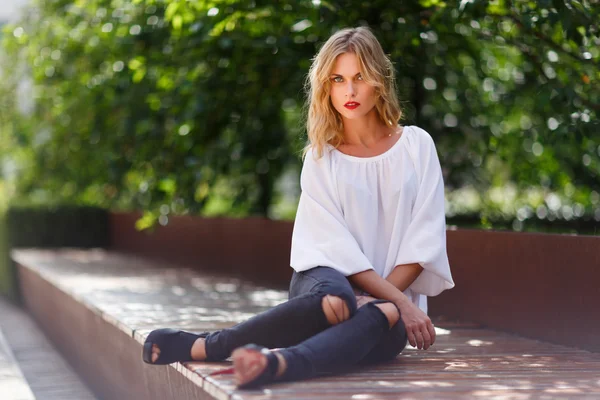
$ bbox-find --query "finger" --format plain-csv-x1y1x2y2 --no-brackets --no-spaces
407,330,417,348
427,321,436,345
421,328,432,350
415,331,424,350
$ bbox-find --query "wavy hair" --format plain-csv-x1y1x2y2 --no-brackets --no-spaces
301,26,404,160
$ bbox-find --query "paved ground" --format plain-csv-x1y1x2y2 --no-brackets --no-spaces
0,325,35,400
0,296,98,400
12,248,600,399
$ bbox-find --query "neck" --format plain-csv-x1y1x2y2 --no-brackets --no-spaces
341,111,394,147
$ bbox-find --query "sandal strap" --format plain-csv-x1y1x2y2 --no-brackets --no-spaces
143,328,210,365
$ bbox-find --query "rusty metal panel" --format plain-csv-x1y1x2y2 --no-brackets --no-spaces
429,229,600,353
109,212,293,289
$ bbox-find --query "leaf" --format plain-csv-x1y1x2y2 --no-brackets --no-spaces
172,14,183,30
165,2,180,21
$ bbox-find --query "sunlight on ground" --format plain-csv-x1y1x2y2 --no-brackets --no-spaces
249,289,288,307
435,326,451,335
467,339,494,346
409,381,455,388
472,390,531,399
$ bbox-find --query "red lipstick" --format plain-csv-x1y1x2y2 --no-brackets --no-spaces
344,101,360,109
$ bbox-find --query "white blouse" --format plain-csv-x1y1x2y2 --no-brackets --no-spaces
289,125,455,313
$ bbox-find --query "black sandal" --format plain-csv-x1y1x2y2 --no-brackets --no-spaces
142,328,210,365
231,344,280,389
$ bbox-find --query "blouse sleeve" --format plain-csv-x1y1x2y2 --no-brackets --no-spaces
395,128,455,296
290,148,375,276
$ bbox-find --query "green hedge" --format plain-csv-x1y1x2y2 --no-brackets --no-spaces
447,214,599,236
0,206,109,303
6,206,109,248
0,214,16,302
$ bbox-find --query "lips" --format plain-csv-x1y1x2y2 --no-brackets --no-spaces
344,102,360,109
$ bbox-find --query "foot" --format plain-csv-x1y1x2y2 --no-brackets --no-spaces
231,346,287,388
142,328,210,365
151,337,207,363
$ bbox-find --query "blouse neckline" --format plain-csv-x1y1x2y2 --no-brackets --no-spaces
329,125,410,163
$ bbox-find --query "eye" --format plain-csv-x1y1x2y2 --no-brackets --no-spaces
356,74,363,81
331,76,343,83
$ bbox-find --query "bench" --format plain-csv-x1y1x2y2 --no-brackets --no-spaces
13,247,600,399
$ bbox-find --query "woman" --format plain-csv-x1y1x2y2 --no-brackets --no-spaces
142,26,454,389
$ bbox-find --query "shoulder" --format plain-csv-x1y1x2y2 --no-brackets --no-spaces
403,126,438,159
406,125,435,146
303,144,334,171
300,145,335,188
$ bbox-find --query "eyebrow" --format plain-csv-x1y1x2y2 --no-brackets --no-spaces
329,72,362,77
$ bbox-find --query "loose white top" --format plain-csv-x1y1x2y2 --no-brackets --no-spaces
289,125,455,313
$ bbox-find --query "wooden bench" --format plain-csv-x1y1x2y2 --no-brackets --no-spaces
12,248,600,400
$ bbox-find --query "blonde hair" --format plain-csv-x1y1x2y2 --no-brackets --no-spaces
301,26,404,160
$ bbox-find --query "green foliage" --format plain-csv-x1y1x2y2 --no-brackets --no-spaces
0,0,598,233
0,213,18,302
1,0,307,221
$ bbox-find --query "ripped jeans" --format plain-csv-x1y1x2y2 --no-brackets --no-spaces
202,266,408,381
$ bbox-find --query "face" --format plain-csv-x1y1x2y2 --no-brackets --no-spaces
328,52,378,122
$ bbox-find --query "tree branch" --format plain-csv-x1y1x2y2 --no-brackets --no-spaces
472,29,600,113
486,11,599,67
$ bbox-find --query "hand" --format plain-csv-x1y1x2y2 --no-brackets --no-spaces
395,299,436,350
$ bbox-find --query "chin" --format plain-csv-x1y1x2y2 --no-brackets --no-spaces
342,112,367,120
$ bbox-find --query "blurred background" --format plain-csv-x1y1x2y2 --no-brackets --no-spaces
0,0,598,233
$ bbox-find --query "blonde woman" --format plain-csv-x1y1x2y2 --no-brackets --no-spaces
142,26,454,389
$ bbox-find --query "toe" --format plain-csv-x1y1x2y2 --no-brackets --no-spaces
152,344,161,363
233,349,266,386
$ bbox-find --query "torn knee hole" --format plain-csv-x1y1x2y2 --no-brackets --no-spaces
322,295,350,325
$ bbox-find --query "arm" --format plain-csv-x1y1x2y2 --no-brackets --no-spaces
290,149,377,276
348,269,436,350
386,263,424,292
392,127,454,296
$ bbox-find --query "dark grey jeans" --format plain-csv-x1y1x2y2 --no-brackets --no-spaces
203,266,408,381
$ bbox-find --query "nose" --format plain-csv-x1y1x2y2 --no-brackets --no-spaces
346,80,356,98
